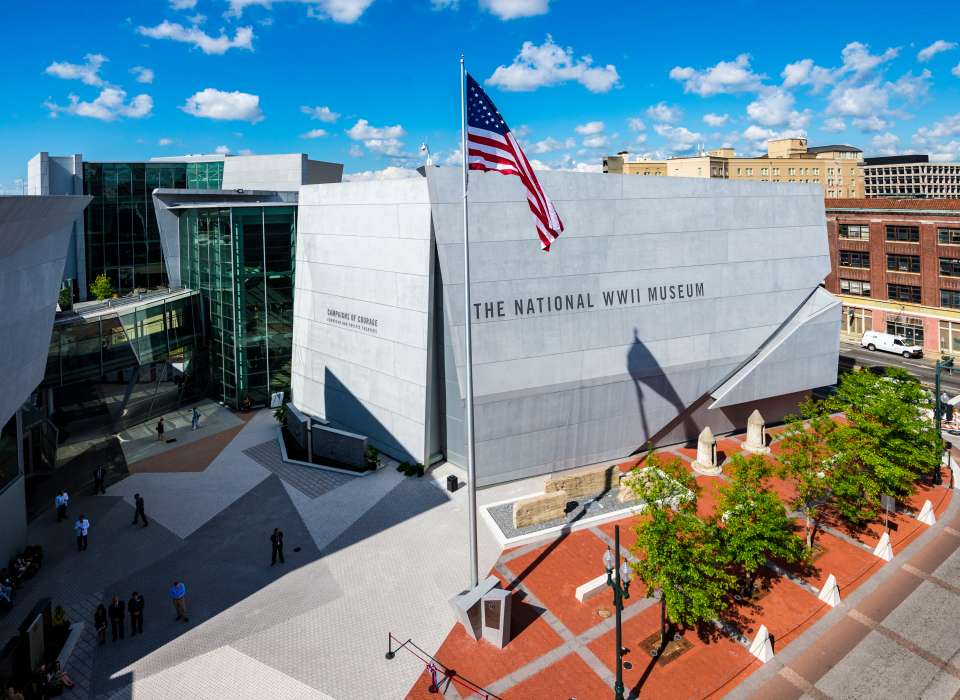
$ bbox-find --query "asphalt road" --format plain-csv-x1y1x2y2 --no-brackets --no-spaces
839,340,960,393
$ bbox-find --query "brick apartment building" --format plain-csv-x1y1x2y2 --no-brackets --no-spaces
825,199,960,355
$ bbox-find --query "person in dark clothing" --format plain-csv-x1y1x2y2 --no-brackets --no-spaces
128,592,144,636
270,528,284,566
108,596,125,641
93,466,106,495
132,494,148,527
156,417,165,442
94,604,107,645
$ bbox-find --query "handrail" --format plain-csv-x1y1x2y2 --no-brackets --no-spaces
385,632,500,698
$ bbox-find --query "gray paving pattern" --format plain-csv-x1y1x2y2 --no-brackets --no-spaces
242,439,354,499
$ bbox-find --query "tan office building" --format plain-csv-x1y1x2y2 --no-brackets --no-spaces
603,138,864,198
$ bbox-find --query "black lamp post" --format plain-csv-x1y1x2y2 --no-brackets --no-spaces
934,356,954,486
604,525,632,700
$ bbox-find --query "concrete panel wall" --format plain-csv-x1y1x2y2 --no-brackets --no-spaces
427,168,836,484
292,177,434,463
222,154,342,191
0,477,27,565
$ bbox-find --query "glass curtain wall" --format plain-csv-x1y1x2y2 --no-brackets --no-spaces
180,206,296,408
186,161,224,190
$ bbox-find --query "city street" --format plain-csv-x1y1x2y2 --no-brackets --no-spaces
840,340,960,394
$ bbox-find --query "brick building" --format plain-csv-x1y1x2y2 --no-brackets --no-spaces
825,199,960,354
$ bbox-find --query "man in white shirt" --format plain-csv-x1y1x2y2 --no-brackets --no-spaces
61,491,69,519
74,515,90,552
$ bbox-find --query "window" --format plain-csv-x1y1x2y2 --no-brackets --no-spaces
886,225,920,242
839,224,869,240
813,167,820,175
940,319,960,355
839,279,871,296
746,167,753,176
788,167,796,176
772,167,780,176
761,167,769,176
887,254,920,273
887,283,921,303
887,317,924,345
942,289,960,309
841,305,872,338
941,258,960,277
839,250,870,268
939,228,960,245
736,168,742,175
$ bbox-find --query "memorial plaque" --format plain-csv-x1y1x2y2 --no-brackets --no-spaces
484,599,501,631
450,576,499,641
481,588,512,649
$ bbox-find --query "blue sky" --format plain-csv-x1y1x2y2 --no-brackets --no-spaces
4,0,960,190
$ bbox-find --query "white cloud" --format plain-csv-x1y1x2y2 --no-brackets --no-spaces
781,58,833,92
746,88,809,128
653,124,702,151
301,105,339,122
954,64,960,78
582,134,608,148
852,115,889,132
181,88,264,122
44,87,152,121
702,113,729,127
669,54,765,96
486,35,619,93
741,125,806,153
889,69,931,102
170,0,197,8
348,144,363,157
226,0,374,24
346,118,406,155
839,41,899,75
45,54,107,86
215,145,231,155
575,121,604,135
828,81,889,116
158,137,173,145
130,66,154,84
646,102,682,124
931,142,960,161
627,117,645,131
344,166,421,181
530,136,574,153
822,117,846,133
913,113,960,147
918,40,957,62
478,0,548,19
431,0,458,8
137,21,254,55
871,132,900,155
301,128,328,138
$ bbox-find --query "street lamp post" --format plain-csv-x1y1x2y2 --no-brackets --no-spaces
604,525,632,700
935,356,954,486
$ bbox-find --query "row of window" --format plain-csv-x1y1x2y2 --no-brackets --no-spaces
844,307,960,354
838,279,960,309
839,224,960,244
838,251,960,277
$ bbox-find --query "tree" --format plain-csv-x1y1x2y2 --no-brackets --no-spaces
827,367,940,504
715,454,805,595
57,286,72,311
776,402,837,550
627,453,736,647
89,273,115,301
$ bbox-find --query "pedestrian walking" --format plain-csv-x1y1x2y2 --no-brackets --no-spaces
169,581,188,622
156,417,165,442
93,465,106,495
128,592,144,636
61,491,69,518
270,528,285,566
108,596,125,641
94,604,107,645
73,514,90,552
191,407,201,431
54,493,65,522
132,493,148,527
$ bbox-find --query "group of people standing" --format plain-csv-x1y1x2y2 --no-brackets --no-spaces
94,592,145,644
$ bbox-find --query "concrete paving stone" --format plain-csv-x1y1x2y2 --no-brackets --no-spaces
815,629,960,700
880,580,960,663
242,438,353,499
932,543,960,583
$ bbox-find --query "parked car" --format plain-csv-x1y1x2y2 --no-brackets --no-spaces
860,330,923,358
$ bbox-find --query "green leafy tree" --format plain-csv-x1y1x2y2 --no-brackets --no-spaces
826,367,940,505
89,273,115,301
715,454,806,594
57,286,73,311
627,453,736,647
776,402,837,549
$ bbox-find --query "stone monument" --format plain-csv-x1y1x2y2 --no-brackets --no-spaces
743,409,771,455
481,587,512,648
450,576,500,640
692,426,721,476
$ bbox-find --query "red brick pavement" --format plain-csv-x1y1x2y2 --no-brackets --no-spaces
502,652,613,699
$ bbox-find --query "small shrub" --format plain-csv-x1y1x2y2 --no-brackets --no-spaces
57,287,73,311
89,273,115,301
365,446,381,470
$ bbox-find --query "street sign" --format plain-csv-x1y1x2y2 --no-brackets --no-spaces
270,391,285,409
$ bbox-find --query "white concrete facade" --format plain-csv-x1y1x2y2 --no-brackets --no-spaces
221,154,343,192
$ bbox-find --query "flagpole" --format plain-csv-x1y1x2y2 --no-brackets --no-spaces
460,54,479,589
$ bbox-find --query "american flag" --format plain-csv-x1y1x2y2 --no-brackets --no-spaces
466,73,564,251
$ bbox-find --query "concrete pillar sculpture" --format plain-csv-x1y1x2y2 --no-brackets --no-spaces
817,573,841,607
872,531,893,561
749,624,774,663
743,409,770,455
692,426,721,476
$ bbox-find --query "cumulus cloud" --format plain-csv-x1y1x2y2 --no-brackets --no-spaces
653,124,702,152
301,105,339,122
839,41,899,75
627,117,645,131
954,64,960,78
44,87,152,121
582,134,608,148
822,117,846,133
226,0,374,23
344,166,421,181
169,0,197,8
646,102,682,124
669,54,765,96
181,88,264,122
913,113,960,148
575,121,604,135
214,145,231,155
301,128,328,138
45,54,107,86
530,136,575,153
918,40,957,62
746,88,810,128
781,58,834,92
346,118,406,155
852,115,889,132
828,81,889,117
130,66,154,84
702,113,729,127
137,21,254,55
889,69,931,102
479,0,548,19
486,35,619,93
741,125,806,153
158,137,173,145
871,132,900,155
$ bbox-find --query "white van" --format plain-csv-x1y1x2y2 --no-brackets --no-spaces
860,330,923,358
